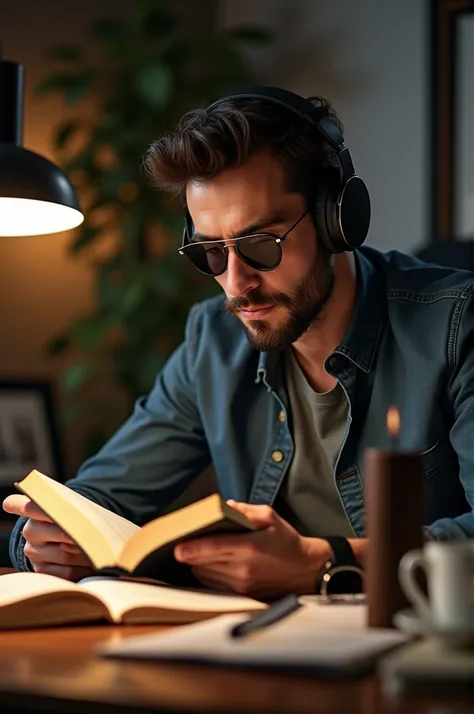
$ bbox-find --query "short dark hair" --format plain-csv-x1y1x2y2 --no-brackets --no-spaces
143,95,343,203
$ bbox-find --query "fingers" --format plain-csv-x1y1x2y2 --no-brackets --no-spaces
21,517,86,578
24,542,92,568
227,500,276,529
191,566,234,592
22,519,77,547
31,563,94,582
3,495,54,523
175,534,254,564
175,531,269,566
192,564,255,596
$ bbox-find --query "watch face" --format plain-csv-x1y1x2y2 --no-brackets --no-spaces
325,566,363,595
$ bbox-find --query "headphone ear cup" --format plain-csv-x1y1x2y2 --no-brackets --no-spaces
313,170,370,254
313,169,346,254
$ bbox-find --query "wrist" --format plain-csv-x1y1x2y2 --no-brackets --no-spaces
315,536,365,596
348,538,368,567
297,537,333,594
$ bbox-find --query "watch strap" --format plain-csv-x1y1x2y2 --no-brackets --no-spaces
323,535,358,567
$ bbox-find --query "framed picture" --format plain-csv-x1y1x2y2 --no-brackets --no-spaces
432,0,474,241
0,381,62,513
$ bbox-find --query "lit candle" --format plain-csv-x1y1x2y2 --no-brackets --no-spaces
364,408,424,628
386,405,400,450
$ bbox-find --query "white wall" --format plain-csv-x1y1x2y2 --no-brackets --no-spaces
220,0,430,254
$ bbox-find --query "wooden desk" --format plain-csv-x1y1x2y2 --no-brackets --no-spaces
0,569,471,714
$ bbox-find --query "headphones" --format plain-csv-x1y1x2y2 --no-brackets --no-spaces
182,86,370,255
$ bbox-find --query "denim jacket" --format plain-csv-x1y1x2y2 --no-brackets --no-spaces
10,246,474,569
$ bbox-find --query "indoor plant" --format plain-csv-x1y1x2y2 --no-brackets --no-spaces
37,0,272,459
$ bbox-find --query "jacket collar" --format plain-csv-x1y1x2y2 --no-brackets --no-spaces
335,248,387,373
256,247,387,383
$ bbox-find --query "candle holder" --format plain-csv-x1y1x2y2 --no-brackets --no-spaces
364,409,425,628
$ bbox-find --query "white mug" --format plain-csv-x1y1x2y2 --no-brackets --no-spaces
398,541,474,631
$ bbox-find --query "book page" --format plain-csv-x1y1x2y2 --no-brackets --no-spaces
0,572,109,628
118,493,252,572
17,471,139,569
80,577,267,624
0,572,81,605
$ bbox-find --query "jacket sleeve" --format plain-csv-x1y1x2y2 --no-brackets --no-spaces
10,302,211,570
426,287,474,540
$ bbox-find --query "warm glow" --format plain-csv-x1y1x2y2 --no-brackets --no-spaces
0,197,84,236
386,406,400,437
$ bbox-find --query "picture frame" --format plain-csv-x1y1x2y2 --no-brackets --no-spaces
432,0,474,241
0,380,62,517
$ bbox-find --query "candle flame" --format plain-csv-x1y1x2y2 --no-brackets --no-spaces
386,406,400,438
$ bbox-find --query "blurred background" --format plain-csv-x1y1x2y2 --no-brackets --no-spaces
0,0,472,518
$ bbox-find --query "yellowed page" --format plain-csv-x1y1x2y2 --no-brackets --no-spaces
80,577,267,624
16,471,139,569
0,572,81,604
118,493,252,572
0,572,110,628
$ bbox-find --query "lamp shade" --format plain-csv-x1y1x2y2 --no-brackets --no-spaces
0,56,84,236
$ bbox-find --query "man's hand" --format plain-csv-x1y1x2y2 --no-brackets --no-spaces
2,495,94,581
174,501,334,599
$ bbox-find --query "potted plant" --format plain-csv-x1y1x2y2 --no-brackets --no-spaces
37,0,272,460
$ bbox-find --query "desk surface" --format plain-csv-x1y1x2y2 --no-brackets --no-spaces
0,568,471,714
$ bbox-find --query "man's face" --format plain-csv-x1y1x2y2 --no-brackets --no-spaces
186,150,334,351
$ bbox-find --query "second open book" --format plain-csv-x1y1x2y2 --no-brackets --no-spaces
0,572,266,629
16,470,253,584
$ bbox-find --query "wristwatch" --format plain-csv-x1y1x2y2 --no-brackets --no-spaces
315,536,364,596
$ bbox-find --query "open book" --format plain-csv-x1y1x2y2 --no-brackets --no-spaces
15,470,254,585
0,572,266,629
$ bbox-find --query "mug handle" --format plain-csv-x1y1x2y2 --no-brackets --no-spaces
398,549,432,621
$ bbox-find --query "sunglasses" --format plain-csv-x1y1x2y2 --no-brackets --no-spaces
179,211,308,277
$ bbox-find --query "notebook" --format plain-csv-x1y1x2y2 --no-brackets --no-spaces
99,603,409,678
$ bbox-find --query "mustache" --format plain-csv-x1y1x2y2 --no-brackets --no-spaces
224,290,292,315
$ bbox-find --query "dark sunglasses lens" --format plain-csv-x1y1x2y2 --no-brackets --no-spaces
184,244,227,276
237,235,281,270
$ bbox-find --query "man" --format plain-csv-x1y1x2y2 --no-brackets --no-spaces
4,87,474,598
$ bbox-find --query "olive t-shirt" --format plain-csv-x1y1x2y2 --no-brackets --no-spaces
278,348,354,538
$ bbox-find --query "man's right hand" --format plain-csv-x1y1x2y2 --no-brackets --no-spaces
2,494,94,581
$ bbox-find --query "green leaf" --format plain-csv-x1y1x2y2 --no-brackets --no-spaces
135,64,173,108
71,314,110,350
47,332,71,355
53,121,81,150
69,226,104,255
60,363,95,394
35,71,95,104
226,26,273,44
45,45,82,62
120,280,147,315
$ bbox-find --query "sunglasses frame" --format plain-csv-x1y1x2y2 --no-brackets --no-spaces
179,210,308,277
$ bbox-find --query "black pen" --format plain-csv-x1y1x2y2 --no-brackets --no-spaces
230,593,301,638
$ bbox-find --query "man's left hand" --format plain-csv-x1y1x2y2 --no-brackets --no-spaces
174,501,333,598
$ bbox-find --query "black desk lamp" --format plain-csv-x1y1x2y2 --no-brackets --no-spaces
0,48,84,236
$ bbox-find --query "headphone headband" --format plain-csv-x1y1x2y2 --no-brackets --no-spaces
208,86,355,188
183,86,370,254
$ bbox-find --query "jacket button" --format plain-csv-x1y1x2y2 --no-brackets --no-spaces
329,356,337,368
279,410,286,422
272,450,284,463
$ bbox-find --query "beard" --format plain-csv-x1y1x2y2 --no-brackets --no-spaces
224,247,335,351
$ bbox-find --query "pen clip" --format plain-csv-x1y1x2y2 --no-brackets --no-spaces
230,593,301,638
